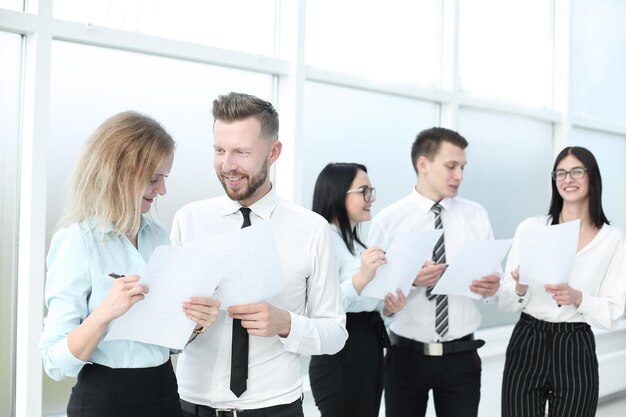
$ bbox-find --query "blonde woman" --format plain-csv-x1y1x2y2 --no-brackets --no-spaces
40,112,219,417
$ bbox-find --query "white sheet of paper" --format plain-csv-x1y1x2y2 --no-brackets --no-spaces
518,219,579,285
361,229,442,299
105,244,220,349
207,220,284,309
431,239,512,299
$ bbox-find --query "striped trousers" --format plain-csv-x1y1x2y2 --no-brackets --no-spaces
502,313,598,417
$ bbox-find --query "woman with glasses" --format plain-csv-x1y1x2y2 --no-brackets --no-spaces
498,146,626,417
308,162,406,417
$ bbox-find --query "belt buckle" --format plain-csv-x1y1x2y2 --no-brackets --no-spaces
424,342,443,356
215,409,241,417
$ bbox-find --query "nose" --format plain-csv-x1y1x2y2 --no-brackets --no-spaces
455,167,464,181
220,152,237,172
156,177,167,196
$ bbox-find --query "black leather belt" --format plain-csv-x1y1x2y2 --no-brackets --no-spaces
180,398,301,417
389,332,485,356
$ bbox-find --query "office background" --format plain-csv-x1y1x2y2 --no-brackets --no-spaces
1,1,625,416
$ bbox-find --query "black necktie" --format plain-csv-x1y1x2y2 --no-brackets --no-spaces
427,203,449,338
230,207,251,397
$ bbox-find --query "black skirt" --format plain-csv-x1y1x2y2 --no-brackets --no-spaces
67,358,183,417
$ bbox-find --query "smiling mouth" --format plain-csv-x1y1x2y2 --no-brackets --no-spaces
221,173,247,184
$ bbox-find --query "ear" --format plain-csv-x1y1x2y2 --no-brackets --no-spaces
416,155,429,175
269,140,282,164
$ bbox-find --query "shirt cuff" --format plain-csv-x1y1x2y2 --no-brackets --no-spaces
280,312,306,353
575,292,592,315
340,279,360,300
50,337,90,376
481,295,494,304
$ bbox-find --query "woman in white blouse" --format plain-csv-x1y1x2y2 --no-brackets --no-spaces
308,163,406,417
498,146,626,417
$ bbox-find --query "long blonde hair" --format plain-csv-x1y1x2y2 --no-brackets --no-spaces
59,111,175,237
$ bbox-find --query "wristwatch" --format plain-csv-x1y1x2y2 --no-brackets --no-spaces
192,326,206,335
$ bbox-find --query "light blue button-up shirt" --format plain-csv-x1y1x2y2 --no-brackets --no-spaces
40,216,172,381
331,224,383,314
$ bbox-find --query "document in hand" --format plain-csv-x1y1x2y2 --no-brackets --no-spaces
104,220,284,349
361,229,442,299
104,244,221,349
518,219,579,286
209,220,284,309
430,239,512,299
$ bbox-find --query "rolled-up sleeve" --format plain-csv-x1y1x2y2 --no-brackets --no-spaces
39,227,91,381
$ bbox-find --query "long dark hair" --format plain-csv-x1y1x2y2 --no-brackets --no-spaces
313,163,368,255
548,146,609,228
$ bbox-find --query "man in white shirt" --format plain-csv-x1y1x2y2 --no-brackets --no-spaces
369,127,500,417
171,92,348,417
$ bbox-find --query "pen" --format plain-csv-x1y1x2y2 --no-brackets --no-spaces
108,273,125,279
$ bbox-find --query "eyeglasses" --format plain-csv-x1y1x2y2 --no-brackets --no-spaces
551,167,587,181
346,186,376,202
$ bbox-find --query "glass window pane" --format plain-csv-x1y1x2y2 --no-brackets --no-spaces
45,40,273,414
301,81,439,215
0,0,22,10
0,31,21,417
571,0,626,122
571,129,626,231
458,108,553,327
306,0,440,86
53,0,277,56
458,0,552,108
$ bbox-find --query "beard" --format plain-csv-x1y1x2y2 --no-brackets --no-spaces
218,159,269,203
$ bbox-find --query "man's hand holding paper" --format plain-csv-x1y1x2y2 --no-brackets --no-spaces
470,274,501,297
431,239,511,299
412,260,447,288
228,302,292,338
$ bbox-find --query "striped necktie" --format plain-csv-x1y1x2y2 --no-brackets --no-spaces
427,203,449,338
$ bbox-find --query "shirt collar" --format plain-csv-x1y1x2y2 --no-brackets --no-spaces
88,215,150,235
220,184,278,220
410,187,453,214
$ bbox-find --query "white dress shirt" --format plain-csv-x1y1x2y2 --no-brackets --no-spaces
330,224,382,313
170,187,347,409
499,215,626,329
368,189,495,343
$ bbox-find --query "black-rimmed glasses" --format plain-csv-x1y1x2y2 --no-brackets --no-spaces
346,186,376,202
551,167,587,181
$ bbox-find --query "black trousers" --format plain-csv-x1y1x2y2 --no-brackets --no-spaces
309,311,388,417
67,358,183,417
384,338,481,417
502,313,599,417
